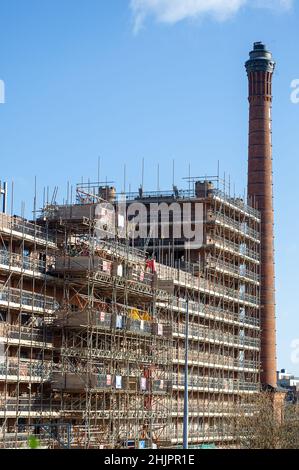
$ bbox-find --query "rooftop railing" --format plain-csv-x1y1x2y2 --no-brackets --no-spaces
120,186,260,220
212,188,260,219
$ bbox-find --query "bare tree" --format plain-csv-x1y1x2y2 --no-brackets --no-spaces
230,392,299,449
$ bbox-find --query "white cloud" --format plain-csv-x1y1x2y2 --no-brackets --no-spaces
130,0,293,33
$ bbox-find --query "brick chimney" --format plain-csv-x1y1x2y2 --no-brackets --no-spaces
245,42,277,388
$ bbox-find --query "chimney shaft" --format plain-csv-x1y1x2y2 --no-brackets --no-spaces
246,42,277,388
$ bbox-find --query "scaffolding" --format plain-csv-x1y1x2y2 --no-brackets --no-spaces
0,177,261,448
121,177,261,446
47,207,173,449
0,210,58,448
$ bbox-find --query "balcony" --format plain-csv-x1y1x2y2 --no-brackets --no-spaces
0,249,47,277
207,256,259,283
172,322,260,349
168,298,260,328
0,396,60,417
172,401,256,416
210,212,260,242
173,374,259,393
0,323,52,347
212,236,259,263
156,263,259,306
0,287,58,313
0,360,53,382
172,347,258,370
0,430,63,449
173,348,259,371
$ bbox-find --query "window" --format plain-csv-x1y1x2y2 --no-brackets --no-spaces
0,311,7,322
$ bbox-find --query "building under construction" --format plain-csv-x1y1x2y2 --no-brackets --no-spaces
0,42,277,448
0,176,260,449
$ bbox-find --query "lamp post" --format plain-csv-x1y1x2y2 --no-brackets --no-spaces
183,299,189,449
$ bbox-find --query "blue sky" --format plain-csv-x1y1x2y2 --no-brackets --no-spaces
0,0,298,374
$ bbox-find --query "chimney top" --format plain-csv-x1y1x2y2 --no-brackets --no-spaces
254,41,266,50
245,42,275,74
